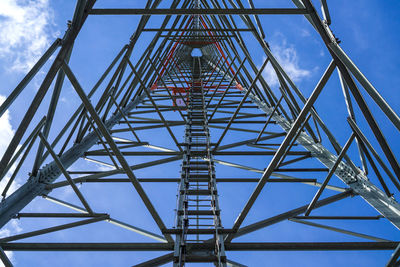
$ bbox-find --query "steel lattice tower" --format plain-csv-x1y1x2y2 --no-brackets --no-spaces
0,0,400,266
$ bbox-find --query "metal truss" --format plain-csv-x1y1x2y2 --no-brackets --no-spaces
0,0,399,266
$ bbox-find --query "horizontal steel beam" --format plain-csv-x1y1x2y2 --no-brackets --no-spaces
1,242,397,251
142,28,253,32
61,178,316,183
213,151,310,156
293,216,383,220
85,151,182,156
226,242,400,251
84,151,310,156
89,8,308,15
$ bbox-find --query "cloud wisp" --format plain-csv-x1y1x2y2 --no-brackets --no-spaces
0,95,20,195
0,0,56,72
263,37,311,87
0,95,22,264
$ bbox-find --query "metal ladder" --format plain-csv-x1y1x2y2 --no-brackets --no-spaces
173,58,227,266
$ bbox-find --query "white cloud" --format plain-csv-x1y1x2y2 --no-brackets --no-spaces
0,220,22,265
97,164,115,172
0,95,20,195
263,37,311,87
0,95,22,265
0,0,56,72
300,29,310,37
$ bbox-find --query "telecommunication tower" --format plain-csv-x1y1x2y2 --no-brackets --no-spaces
0,0,400,266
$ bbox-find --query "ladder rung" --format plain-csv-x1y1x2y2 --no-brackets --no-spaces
163,228,234,234
177,255,218,263
187,217,215,220
183,161,209,165
178,210,219,216
182,166,209,170
187,179,211,182
188,174,210,178
182,189,216,195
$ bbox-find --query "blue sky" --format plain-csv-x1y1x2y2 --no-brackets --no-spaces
0,0,400,266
